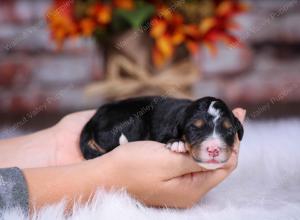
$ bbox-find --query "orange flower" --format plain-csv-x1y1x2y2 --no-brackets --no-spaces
184,1,248,56
198,18,217,35
47,2,78,48
50,0,73,18
217,1,234,17
183,25,201,54
150,19,167,38
152,47,165,67
80,18,96,36
89,3,112,26
113,0,134,10
46,0,247,65
150,10,185,67
156,34,174,58
217,0,248,17
186,40,200,54
171,29,185,45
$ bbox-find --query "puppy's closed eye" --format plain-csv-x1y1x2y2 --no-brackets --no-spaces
193,119,205,128
223,119,232,129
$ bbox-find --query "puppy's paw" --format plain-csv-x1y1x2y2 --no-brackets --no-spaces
166,141,187,153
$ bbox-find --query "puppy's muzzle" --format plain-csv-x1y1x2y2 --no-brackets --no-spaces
190,138,232,164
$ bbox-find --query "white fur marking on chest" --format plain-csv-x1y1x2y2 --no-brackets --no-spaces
208,101,220,124
119,133,129,145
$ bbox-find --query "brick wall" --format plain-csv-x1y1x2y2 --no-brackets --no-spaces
0,0,300,119
0,0,103,114
198,0,300,111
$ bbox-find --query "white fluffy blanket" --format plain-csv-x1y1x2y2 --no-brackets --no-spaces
3,119,300,220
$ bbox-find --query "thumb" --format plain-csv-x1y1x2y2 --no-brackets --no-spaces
232,108,246,124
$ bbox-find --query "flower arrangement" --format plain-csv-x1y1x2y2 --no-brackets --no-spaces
47,0,247,67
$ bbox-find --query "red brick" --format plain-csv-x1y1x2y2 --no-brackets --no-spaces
0,0,51,24
0,60,31,87
234,1,300,44
194,52,300,105
31,53,103,87
198,44,253,78
0,86,103,113
0,23,98,54
0,0,19,24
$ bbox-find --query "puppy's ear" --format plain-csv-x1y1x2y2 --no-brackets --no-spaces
233,115,244,141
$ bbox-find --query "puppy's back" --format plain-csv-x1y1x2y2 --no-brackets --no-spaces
80,96,192,159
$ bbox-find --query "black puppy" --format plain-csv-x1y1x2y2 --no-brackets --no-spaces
80,96,243,169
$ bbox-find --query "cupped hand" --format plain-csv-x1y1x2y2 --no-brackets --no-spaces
96,108,246,208
51,110,96,166
163,108,246,207
23,107,245,208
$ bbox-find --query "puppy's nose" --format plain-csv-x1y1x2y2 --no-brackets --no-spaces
206,146,220,157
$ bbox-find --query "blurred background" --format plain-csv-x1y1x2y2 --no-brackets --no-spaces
0,0,300,137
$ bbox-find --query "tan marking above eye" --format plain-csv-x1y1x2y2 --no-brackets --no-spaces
223,119,232,129
193,119,205,128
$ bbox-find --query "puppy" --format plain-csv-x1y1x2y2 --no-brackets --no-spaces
80,96,244,169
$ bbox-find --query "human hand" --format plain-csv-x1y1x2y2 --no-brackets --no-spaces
0,110,97,169
173,108,246,204
98,108,245,208
50,110,96,166
21,108,245,211
93,140,208,208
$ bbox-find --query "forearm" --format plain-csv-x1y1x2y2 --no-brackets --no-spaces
0,128,55,169
22,155,114,211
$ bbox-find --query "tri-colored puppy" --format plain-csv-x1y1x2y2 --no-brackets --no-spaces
80,96,244,169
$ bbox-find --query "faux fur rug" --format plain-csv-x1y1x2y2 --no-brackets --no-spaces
2,119,300,220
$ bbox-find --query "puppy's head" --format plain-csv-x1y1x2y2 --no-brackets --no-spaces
182,97,243,169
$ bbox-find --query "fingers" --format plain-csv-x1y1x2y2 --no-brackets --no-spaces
232,107,246,152
192,149,240,189
232,108,246,124
137,141,205,177
113,141,204,182
222,135,240,171
223,141,239,171
158,142,206,175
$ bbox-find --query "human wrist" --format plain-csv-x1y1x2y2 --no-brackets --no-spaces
86,153,121,190
23,158,112,211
